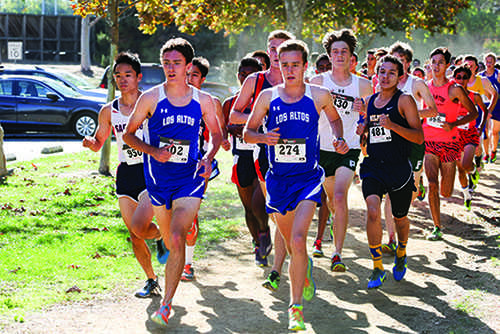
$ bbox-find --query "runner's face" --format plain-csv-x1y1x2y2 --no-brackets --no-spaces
413,69,425,80
113,63,141,93
377,61,400,90
367,53,376,68
237,66,259,85
187,65,205,89
392,52,410,75
279,50,306,85
485,56,495,71
329,41,351,70
268,38,286,69
431,54,448,77
464,60,477,75
316,59,332,74
453,71,470,87
162,50,189,83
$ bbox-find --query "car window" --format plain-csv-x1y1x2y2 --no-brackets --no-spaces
18,81,40,97
141,67,165,85
0,80,14,96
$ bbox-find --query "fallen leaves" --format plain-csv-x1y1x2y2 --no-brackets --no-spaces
65,285,81,293
9,267,21,274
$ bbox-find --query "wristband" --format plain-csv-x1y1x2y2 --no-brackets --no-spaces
337,137,345,142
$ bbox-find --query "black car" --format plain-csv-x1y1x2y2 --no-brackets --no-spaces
0,75,103,137
100,63,233,100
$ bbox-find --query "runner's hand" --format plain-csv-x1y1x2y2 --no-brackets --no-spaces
82,136,96,149
263,128,281,146
153,144,174,162
333,138,349,154
379,114,394,130
197,157,212,178
353,98,366,116
221,139,231,151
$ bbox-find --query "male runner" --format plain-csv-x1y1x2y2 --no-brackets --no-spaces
357,55,424,289
480,53,500,162
453,65,486,210
310,29,372,271
250,50,271,71
82,52,166,298
424,48,477,241
230,30,294,274
244,39,348,331
123,38,222,326
364,49,377,79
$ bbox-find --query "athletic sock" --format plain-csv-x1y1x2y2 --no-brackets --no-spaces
396,240,407,258
369,244,383,270
185,245,194,265
475,155,482,168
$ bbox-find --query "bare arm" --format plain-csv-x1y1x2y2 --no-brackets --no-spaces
229,74,257,124
414,78,438,118
482,77,498,114
243,90,280,145
379,94,423,144
446,85,478,130
82,104,112,151
474,93,489,130
213,97,230,150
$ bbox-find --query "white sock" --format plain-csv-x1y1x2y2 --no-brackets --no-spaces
185,245,194,265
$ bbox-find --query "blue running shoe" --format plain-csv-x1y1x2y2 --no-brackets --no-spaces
151,301,171,326
367,268,386,289
393,254,407,281
156,239,169,264
303,257,316,301
258,229,272,258
135,278,161,298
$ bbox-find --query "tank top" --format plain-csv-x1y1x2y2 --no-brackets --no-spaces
266,85,320,177
400,75,424,110
227,95,256,157
366,90,410,164
110,99,144,165
480,69,500,114
456,91,477,131
143,84,203,186
423,80,460,142
318,72,361,151
467,75,486,96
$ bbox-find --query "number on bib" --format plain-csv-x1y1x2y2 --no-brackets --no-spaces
159,137,190,163
275,138,306,163
333,93,354,117
427,113,446,128
122,144,143,165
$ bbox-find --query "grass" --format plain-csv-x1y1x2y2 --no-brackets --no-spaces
0,147,244,324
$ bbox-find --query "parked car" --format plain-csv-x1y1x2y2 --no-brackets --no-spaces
99,63,233,100
0,75,103,137
0,65,107,101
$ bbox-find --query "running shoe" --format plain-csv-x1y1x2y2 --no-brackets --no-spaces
367,268,386,289
258,229,272,258
180,264,194,281
353,173,361,185
463,188,472,211
151,301,171,326
491,151,497,163
330,253,346,272
470,169,480,188
262,270,280,291
427,226,443,241
416,182,426,201
312,239,324,258
288,304,305,331
255,245,268,267
392,254,407,281
484,154,490,164
303,257,316,301
381,240,397,255
135,278,161,298
156,239,170,265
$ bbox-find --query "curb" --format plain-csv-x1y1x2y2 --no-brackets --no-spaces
6,153,16,161
41,146,64,154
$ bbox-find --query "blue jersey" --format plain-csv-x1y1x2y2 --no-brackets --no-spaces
266,84,320,177
143,85,203,186
481,69,500,116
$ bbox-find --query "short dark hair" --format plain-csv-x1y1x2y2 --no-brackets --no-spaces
377,55,404,77
113,52,141,75
464,54,479,67
238,57,262,73
268,30,295,43
390,41,413,63
352,52,359,62
430,47,452,64
375,48,389,60
250,50,270,69
191,57,210,78
484,53,496,62
453,64,472,79
315,53,330,68
160,37,195,64
412,67,425,77
278,39,309,65
322,29,357,55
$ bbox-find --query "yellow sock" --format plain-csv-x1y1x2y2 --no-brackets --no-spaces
369,244,383,270
396,239,407,258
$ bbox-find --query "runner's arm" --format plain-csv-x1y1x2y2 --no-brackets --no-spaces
213,97,230,150
482,77,498,114
380,94,423,144
316,86,348,154
82,104,112,152
229,75,257,124
415,78,438,118
447,85,478,129
243,91,280,145
474,93,489,130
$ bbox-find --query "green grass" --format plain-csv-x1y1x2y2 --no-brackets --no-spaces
0,147,244,323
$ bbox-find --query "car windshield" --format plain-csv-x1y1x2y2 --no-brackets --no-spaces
36,77,82,98
54,71,95,90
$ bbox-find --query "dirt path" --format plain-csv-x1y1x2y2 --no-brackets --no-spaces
4,162,500,333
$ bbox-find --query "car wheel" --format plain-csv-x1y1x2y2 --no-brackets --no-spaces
73,112,97,138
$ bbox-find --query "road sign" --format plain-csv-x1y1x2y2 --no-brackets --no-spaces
8,42,23,60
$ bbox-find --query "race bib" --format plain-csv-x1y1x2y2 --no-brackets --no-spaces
427,113,446,128
159,137,190,163
235,137,256,151
275,138,306,163
457,115,469,130
333,93,355,117
122,144,143,165
369,115,392,144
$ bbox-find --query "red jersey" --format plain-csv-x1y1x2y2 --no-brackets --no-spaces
423,80,460,142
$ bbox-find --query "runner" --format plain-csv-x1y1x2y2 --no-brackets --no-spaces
250,50,271,71
315,53,332,74
424,48,477,241
363,49,377,79
453,65,485,210
357,55,424,289
82,52,167,298
243,39,348,331
222,57,269,269
310,29,372,271
230,30,294,276
480,53,500,163
123,38,222,326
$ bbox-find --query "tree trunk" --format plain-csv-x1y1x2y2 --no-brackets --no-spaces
0,124,7,177
80,16,93,75
284,0,306,39
98,1,119,176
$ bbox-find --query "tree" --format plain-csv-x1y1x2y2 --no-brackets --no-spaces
80,15,101,75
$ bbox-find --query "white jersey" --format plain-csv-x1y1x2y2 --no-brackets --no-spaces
110,99,144,165
400,75,423,109
319,72,361,151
